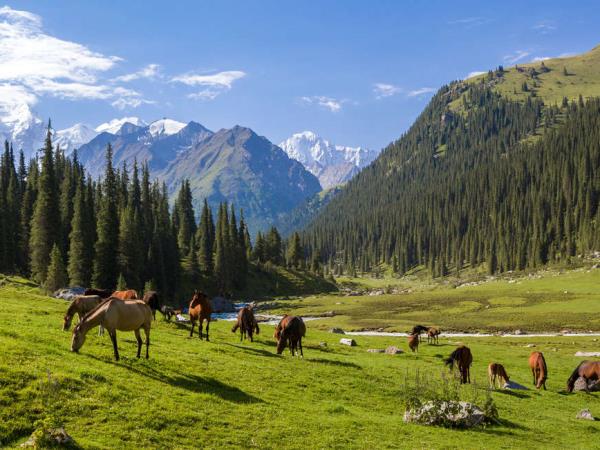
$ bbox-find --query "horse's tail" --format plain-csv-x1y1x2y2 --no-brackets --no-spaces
254,322,260,335
231,321,240,333
566,361,585,392
445,348,459,368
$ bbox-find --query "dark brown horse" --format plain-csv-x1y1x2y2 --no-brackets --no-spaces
411,325,429,342
160,305,182,322
84,288,112,298
427,326,440,344
231,305,260,342
528,351,548,390
63,295,103,331
112,289,139,300
566,360,600,392
142,291,160,320
189,290,212,340
445,345,473,384
408,333,419,352
275,315,305,357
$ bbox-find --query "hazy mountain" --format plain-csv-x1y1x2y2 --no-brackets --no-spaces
279,131,378,188
0,103,46,158
54,123,98,155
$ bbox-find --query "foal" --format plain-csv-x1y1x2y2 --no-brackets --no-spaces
408,334,419,352
488,362,510,389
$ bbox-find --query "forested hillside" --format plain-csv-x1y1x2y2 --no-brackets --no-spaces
303,67,600,276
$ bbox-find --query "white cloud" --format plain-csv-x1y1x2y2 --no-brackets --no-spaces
112,64,161,82
466,71,486,79
447,17,490,27
503,50,530,64
407,87,436,97
373,83,403,99
0,6,152,110
300,96,343,112
532,21,557,34
172,70,246,100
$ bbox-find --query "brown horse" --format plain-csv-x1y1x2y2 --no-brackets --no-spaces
71,298,152,361
528,351,548,390
189,290,212,340
445,345,473,384
231,305,260,342
274,314,289,341
566,360,600,392
275,315,306,357
112,289,139,300
411,325,429,342
84,288,112,298
427,326,440,344
142,291,160,320
408,333,419,352
63,295,103,331
488,362,510,389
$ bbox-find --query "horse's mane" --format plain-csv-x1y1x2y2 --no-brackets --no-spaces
444,347,460,367
567,361,585,391
79,297,112,323
66,298,79,316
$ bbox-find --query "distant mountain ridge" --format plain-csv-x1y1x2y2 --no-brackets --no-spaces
279,131,378,188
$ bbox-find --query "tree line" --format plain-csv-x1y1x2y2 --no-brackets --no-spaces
0,127,312,299
303,84,600,277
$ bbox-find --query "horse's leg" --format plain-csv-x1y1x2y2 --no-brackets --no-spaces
190,320,195,338
109,330,119,361
199,320,203,340
144,325,150,359
135,329,142,358
299,337,303,358
205,319,210,341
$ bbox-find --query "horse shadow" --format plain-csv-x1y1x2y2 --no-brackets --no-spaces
492,389,531,399
222,343,279,358
308,358,362,369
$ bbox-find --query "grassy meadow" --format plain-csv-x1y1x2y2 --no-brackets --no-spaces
1,274,599,449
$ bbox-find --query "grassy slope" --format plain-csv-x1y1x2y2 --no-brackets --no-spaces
1,276,599,449
266,268,600,333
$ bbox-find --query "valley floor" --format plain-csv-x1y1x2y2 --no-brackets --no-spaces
1,275,599,449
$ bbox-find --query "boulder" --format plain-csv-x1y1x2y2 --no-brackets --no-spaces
319,342,328,348
367,349,385,353
211,296,236,313
573,377,600,392
339,338,357,346
329,328,345,334
576,409,595,421
524,344,536,348
513,329,526,335
385,346,404,355
403,401,486,428
575,351,600,357
21,427,73,448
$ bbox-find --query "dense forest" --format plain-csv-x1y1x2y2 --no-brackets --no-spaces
0,128,309,300
303,83,600,276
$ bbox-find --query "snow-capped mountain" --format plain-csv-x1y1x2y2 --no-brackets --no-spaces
53,123,98,155
279,131,379,189
0,103,46,158
95,117,148,135
148,118,186,137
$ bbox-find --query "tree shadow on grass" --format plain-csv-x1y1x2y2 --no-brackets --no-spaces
222,342,280,358
308,358,362,369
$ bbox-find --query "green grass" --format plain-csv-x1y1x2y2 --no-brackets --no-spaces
266,268,600,333
1,276,599,448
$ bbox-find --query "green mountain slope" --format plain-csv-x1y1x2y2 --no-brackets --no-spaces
302,48,600,276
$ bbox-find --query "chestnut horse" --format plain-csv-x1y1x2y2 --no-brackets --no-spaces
488,362,510,389
445,345,473,384
408,334,419,352
528,351,548,390
142,291,160,320
231,305,260,342
566,360,600,392
275,315,305,357
112,289,139,300
427,326,440,345
189,290,212,340
71,298,152,361
63,295,103,331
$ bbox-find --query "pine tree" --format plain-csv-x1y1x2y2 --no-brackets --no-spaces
116,273,127,291
29,126,59,284
286,232,303,268
92,144,120,289
44,244,68,293
196,199,214,274
67,175,93,287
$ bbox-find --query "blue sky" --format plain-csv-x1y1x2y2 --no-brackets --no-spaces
3,0,600,149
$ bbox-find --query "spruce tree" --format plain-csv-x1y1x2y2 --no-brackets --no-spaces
67,175,93,287
44,244,68,293
196,199,215,274
286,232,303,268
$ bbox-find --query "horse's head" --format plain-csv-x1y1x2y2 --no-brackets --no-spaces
276,334,287,355
71,324,86,353
62,314,72,331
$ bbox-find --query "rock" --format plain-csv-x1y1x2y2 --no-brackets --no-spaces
524,344,536,348
21,427,73,448
575,351,600,357
367,349,385,353
576,409,595,420
321,311,336,317
210,296,236,313
319,342,328,348
385,346,404,355
339,338,357,346
403,401,486,428
573,377,600,392
513,329,526,335
329,328,345,334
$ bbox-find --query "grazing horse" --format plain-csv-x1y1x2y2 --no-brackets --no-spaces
84,288,112,298
189,290,212,340
275,316,306,357
71,298,152,361
231,305,260,342
63,295,103,331
566,360,600,392
427,326,440,344
488,362,510,389
445,345,473,384
528,351,548,390
160,305,181,322
274,314,289,341
142,291,160,320
111,289,139,300
411,325,429,342
408,334,419,352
